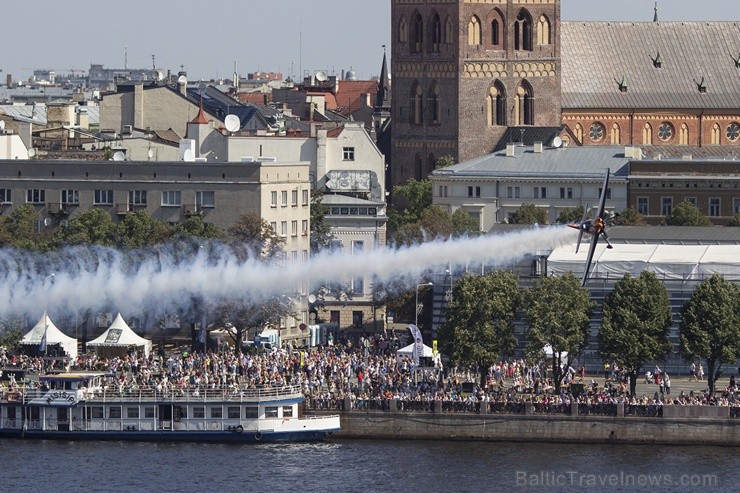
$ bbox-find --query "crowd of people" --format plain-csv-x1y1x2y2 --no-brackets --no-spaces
1,334,739,415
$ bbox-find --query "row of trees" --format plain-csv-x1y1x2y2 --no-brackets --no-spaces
439,271,739,396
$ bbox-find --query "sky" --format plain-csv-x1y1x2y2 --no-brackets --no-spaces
1,0,738,83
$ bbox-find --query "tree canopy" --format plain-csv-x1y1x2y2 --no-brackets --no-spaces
556,206,584,224
727,213,740,227
310,189,333,253
523,274,594,394
439,272,522,386
679,274,740,395
508,203,548,225
666,201,712,226
612,207,647,226
598,272,673,396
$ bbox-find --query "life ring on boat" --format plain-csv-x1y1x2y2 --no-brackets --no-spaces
254,431,262,441
235,425,243,434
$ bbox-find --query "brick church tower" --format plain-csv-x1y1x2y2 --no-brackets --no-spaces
390,0,562,191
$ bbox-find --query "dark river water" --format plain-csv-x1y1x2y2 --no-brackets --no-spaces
2,438,737,493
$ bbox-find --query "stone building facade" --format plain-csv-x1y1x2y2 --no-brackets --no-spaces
390,0,562,190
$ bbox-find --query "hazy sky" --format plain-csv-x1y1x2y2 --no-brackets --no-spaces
1,0,737,82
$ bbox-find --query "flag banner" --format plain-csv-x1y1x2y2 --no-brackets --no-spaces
408,324,423,366
198,315,207,344
39,323,48,352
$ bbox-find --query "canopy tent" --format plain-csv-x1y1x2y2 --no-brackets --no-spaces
543,344,568,360
547,243,740,282
396,342,434,361
87,313,152,358
21,312,78,360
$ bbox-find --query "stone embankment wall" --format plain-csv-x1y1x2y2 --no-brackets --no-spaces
322,406,739,446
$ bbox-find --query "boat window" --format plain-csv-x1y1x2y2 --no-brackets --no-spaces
90,407,104,419
109,407,122,419
210,406,223,419
126,407,139,419
244,407,258,418
192,406,205,419
227,407,241,419
144,407,155,419
282,406,293,418
265,406,279,418
30,408,40,421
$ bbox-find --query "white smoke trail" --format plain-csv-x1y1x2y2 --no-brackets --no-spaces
0,226,576,322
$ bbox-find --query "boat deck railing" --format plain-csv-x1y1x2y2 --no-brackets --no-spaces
4,385,304,405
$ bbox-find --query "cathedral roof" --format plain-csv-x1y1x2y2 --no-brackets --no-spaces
562,21,740,110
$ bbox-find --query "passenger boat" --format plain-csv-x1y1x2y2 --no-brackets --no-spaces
0,372,340,443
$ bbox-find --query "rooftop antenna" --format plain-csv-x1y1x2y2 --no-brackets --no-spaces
653,2,658,22
124,39,128,70
299,27,303,81
152,55,155,71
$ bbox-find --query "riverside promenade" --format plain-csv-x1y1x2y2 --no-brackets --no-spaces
310,376,740,446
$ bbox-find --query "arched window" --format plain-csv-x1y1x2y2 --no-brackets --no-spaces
515,82,533,125
412,83,424,124
611,123,621,144
427,153,436,175
537,15,551,46
487,82,506,126
415,154,423,180
514,10,533,51
429,82,441,124
412,13,424,54
711,123,721,144
431,13,442,53
468,16,482,46
399,17,408,43
488,9,505,49
574,123,583,143
679,123,689,145
642,123,653,145
444,16,454,44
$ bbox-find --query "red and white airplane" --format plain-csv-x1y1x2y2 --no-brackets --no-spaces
568,170,614,286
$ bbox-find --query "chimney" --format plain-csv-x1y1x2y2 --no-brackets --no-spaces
624,146,634,159
506,143,516,157
533,141,543,153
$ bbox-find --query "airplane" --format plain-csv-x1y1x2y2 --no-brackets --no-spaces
568,170,614,286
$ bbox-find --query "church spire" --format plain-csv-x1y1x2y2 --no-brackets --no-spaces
653,2,659,22
375,45,391,110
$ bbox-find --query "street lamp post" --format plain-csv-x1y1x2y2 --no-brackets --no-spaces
415,282,433,328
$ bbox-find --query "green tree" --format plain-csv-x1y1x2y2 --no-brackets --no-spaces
439,271,522,387
508,203,548,225
727,213,740,227
388,179,432,231
598,272,673,396
0,204,45,249
666,200,712,226
53,208,117,246
451,208,480,237
175,215,226,241
679,274,740,395
215,294,297,356
523,274,594,394
435,155,455,169
419,205,454,240
310,189,333,253
228,212,285,260
116,211,174,248
556,206,585,224
613,207,647,226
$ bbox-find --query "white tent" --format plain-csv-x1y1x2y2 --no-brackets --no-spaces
548,243,740,281
87,313,152,358
396,342,434,361
21,312,78,360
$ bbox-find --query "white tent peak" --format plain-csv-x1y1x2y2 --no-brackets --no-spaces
87,313,152,358
21,312,78,360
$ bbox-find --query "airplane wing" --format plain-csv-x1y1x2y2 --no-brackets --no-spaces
574,205,589,253
597,170,610,219
581,232,600,287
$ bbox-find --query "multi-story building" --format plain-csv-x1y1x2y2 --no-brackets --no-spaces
431,144,629,229
187,117,388,333
390,0,562,189
0,157,312,343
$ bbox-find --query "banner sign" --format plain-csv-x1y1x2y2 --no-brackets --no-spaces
408,324,423,366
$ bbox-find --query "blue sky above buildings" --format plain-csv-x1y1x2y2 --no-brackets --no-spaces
1,0,737,82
